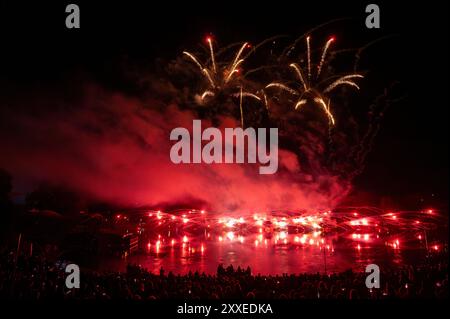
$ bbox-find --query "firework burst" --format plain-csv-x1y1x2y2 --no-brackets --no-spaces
265,36,364,126
182,36,261,105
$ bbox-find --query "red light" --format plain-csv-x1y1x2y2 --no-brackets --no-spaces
329,36,335,42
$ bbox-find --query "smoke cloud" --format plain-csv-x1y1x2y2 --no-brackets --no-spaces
0,80,351,213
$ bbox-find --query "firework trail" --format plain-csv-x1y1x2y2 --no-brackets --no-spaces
239,86,244,127
242,35,289,61
353,34,399,72
350,82,405,178
281,17,353,58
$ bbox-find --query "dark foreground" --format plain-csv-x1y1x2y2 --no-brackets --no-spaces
0,247,447,300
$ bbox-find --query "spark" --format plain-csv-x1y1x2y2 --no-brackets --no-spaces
294,99,307,110
306,35,311,82
182,51,203,70
313,97,335,125
226,42,248,83
324,75,364,93
289,63,308,90
201,90,215,100
265,83,299,96
206,37,217,73
317,37,335,77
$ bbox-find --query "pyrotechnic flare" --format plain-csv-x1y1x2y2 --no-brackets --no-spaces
182,36,260,104
265,36,364,126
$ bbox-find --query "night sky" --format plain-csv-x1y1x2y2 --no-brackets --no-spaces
0,0,448,209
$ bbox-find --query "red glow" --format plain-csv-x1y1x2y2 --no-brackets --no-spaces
329,36,335,42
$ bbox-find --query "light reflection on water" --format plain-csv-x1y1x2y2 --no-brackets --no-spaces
98,234,426,275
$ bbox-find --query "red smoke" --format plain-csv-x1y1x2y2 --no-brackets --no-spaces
0,85,350,213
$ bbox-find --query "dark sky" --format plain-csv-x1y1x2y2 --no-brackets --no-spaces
0,0,448,206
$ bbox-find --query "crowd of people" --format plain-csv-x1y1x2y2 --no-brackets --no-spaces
0,247,447,300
